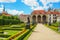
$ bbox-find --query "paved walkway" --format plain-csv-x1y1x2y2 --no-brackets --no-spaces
28,23,60,40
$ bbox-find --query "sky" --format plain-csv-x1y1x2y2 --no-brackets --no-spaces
0,0,60,15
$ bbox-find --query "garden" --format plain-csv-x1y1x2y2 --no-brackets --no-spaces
0,15,23,40
45,22,60,33
0,15,36,40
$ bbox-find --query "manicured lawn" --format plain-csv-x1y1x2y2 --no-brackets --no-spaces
14,24,37,40
4,30,19,35
0,23,37,40
45,24,60,33
0,23,26,40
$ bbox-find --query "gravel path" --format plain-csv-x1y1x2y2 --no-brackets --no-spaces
28,23,60,40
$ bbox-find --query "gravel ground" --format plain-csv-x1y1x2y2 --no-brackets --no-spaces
28,23,60,40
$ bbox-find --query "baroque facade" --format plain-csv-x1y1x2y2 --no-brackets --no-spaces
19,14,30,22
19,10,60,24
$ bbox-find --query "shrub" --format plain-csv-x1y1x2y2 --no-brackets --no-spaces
17,24,36,40
3,28,22,30
0,15,22,25
0,34,11,38
51,22,59,27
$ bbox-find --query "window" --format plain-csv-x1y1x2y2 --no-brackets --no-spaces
53,20,57,23
53,17,57,19
53,14,56,16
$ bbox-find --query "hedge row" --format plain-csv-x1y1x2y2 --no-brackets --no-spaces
0,34,11,38
0,31,4,34
0,19,20,25
3,28,22,30
17,24,36,40
51,22,59,27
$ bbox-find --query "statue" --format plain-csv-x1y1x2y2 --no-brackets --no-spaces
25,17,30,29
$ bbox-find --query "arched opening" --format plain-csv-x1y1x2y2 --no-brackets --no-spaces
42,15,46,23
32,15,36,23
37,15,41,23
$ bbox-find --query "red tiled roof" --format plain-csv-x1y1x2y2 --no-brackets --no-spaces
32,10,60,15
32,10,46,14
2,11,8,14
5,14,11,16
2,11,11,16
20,14,30,17
47,11,60,14
53,12,60,14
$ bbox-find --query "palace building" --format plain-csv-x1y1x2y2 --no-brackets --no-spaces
19,9,60,24
19,14,30,22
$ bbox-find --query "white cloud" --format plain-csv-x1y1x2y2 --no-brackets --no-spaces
22,0,39,7
49,3,53,7
0,5,4,13
0,4,24,15
0,0,16,3
0,8,3,12
32,6,43,10
40,0,47,6
21,0,49,10
22,0,60,10
6,9,24,15
40,0,60,6
22,0,43,10
18,11,24,15
47,0,60,3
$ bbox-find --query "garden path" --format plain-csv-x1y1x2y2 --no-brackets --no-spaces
28,23,60,40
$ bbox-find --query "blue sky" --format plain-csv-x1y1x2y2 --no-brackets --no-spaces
0,0,60,15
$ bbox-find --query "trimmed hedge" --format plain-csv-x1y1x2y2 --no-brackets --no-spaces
0,31,4,34
3,28,22,30
17,24,36,40
17,30,30,40
0,34,11,38
51,22,59,27
0,19,20,25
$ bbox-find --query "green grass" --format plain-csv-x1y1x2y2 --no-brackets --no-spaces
0,23,26,40
45,24,60,33
23,31,32,40
0,23,36,40
23,24,37,40
4,30,19,35
14,24,36,40
14,30,28,40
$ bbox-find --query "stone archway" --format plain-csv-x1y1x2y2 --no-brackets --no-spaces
32,15,36,23
42,15,46,23
37,15,41,23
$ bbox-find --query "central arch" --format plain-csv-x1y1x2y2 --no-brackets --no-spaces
32,15,36,23
37,15,41,23
42,15,47,23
